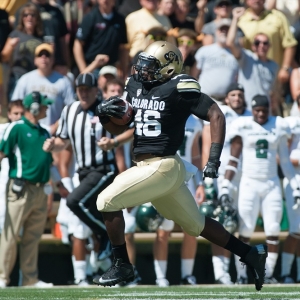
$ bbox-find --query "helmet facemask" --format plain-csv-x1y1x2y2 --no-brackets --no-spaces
133,52,162,83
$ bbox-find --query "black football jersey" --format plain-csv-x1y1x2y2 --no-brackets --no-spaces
125,74,214,156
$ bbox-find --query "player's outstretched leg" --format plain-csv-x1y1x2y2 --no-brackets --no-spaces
239,244,268,291
93,211,134,287
200,217,268,291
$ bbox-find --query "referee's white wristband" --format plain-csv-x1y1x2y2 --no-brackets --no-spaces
61,177,74,193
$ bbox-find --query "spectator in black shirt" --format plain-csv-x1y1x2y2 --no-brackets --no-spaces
0,9,10,53
73,0,128,80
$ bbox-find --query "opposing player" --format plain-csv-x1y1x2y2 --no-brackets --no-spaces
219,95,300,284
202,83,251,284
280,113,300,283
94,41,267,291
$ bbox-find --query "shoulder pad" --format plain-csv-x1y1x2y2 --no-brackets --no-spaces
173,75,201,93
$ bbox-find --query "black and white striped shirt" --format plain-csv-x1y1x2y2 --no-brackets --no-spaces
56,101,115,169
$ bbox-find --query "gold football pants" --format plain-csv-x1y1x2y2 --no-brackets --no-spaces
97,154,205,236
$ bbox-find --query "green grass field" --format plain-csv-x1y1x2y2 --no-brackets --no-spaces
1,285,300,300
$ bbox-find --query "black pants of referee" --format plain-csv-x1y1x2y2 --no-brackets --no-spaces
66,167,117,250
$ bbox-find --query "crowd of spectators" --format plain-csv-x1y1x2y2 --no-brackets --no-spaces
0,0,300,287
0,0,299,117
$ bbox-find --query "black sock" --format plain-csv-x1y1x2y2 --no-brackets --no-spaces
112,243,130,264
224,235,251,260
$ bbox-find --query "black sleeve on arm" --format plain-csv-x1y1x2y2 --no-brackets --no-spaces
177,91,215,121
189,93,215,121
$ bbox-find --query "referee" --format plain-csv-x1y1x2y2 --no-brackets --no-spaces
43,72,119,257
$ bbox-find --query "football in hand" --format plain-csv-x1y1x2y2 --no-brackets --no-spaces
109,99,134,125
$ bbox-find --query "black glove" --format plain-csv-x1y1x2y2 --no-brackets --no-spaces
203,160,220,179
96,96,125,119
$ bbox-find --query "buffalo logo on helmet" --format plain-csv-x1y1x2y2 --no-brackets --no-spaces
164,51,180,65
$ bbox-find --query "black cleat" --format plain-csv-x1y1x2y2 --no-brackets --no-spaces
96,258,134,287
240,244,268,291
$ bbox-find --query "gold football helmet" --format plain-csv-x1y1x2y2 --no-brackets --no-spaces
134,41,183,82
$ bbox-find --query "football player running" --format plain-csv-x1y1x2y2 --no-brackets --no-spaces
220,95,300,284
94,41,268,290
202,83,251,285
